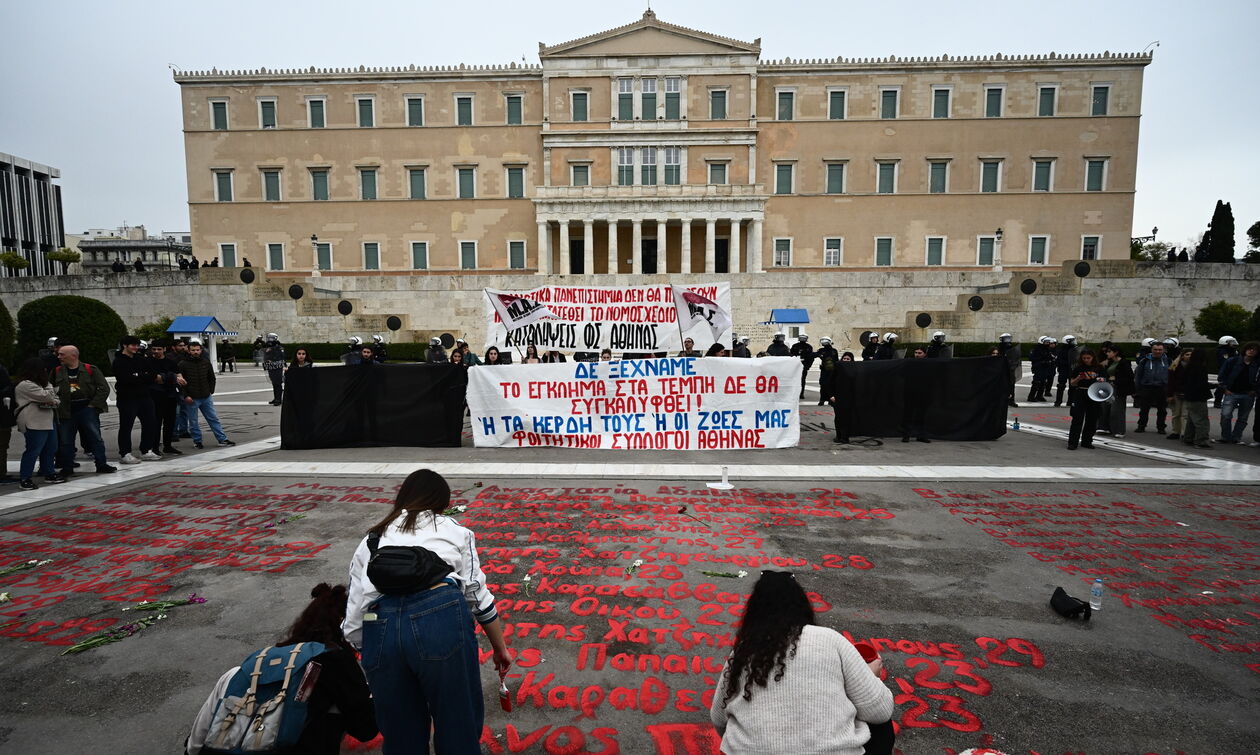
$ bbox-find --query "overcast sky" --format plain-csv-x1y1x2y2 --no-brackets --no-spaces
3,0,1257,253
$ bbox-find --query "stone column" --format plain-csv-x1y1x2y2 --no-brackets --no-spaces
631,219,643,275
607,220,618,274
583,220,594,276
750,218,764,273
559,221,571,275
729,219,741,273
536,220,549,275
705,218,717,274
680,218,692,274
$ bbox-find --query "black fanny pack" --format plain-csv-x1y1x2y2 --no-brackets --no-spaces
1049,586,1091,621
366,532,454,595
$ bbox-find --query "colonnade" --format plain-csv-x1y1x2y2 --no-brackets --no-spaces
535,217,764,275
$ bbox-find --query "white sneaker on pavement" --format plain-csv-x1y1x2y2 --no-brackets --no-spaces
120,453,142,465
140,451,162,461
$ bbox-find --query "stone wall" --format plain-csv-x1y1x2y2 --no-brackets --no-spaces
1,262,1255,353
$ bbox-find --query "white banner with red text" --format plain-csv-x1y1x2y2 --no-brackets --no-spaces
467,356,802,450
484,283,732,353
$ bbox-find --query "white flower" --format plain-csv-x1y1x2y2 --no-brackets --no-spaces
631,559,643,568
522,574,532,582
737,571,748,578
0,592,10,603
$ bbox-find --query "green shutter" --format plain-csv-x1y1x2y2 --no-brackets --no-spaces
508,168,524,198
358,99,373,127
1034,161,1051,191
932,89,949,118
1086,161,1104,191
572,93,588,122
459,168,475,198
826,164,844,194
316,243,331,270
457,97,472,125
409,169,426,199
1030,237,1046,264
221,244,236,267
507,96,522,125
618,93,633,121
775,164,792,194
978,238,995,265
360,170,376,200
876,238,892,266
311,170,328,200
411,242,428,270
215,172,232,201
880,90,898,118
618,165,633,186
829,90,845,119
309,100,325,128
929,163,946,193
212,101,227,130
641,164,657,186
260,100,276,128
777,91,793,120
985,88,1002,117
1039,87,1056,116
877,163,895,194
460,242,476,269
927,238,943,265
268,243,284,270
981,162,999,192
710,163,726,185
408,98,424,126
572,165,588,186
664,164,680,185
1092,86,1109,116
665,92,679,120
710,90,726,120
641,93,656,119
364,243,379,270
263,171,280,201
509,240,525,269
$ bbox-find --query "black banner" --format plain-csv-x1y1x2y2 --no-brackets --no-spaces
280,364,467,449
831,356,1009,441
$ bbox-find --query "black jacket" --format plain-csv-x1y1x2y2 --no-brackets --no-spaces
766,341,790,357
178,355,217,399
1104,357,1135,396
112,351,157,400
874,343,897,360
790,342,815,369
861,342,879,360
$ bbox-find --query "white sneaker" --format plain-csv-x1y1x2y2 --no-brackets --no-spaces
120,453,142,465
140,451,162,461
1112,434,1125,438
1248,441,1260,447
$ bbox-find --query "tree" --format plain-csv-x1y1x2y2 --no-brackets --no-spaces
16,295,127,373
0,251,30,274
1248,305,1260,342
1206,200,1236,262
134,316,174,343
1193,301,1250,342
47,247,82,274
1243,221,1260,264
1131,239,1171,261
0,296,14,369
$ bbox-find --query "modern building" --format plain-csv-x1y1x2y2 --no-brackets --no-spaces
72,224,192,272
1,152,65,277
174,12,1149,277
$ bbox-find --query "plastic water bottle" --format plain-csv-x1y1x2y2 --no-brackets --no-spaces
1089,578,1104,610
1011,416,1020,430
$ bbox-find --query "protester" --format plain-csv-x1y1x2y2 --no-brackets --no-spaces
814,337,839,405
766,333,790,357
676,338,702,357
262,333,286,406
425,337,448,363
483,346,504,366
1067,349,1104,450
599,348,613,361
51,345,116,475
450,348,467,371
170,339,192,439
1134,342,1170,434
178,341,235,450
185,583,378,754
112,335,161,464
522,344,542,364
542,348,567,363
1098,345,1134,438
1165,346,1192,440
732,336,752,359
1053,335,1081,407
1214,336,1238,408
1180,347,1213,449
705,343,729,357
289,347,315,371
824,353,855,444
454,338,477,366
1027,336,1056,402
357,345,377,365
146,341,185,456
13,359,67,490
901,350,930,443
709,571,894,755
343,469,512,753
1217,341,1258,444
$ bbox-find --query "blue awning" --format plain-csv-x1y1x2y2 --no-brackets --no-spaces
166,316,237,336
765,308,810,324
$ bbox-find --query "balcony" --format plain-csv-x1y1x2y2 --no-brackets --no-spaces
534,184,766,200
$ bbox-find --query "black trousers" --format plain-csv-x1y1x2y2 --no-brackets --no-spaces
831,399,850,441
1135,385,1167,431
863,720,895,755
154,394,179,446
1055,370,1071,405
268,368,284,403
1068,394,1100,446
116,396,158,455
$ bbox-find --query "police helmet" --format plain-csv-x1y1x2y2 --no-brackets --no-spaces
999,333,1013,342
774,333,786,341
46,336,58,348
740,336,750,343
1063,334,1077,344
883,332,898,343
797,333,809,341
820,337,833,346
267,332,279,341
429,337,442,346
1164,337,1180,347
373,334,384,343
932,331,946,341
1141,338,1155,347
1219,336,1237,346
350,336,362,346
139,340,149,351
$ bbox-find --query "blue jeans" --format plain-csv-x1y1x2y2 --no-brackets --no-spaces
1220,393,1255,441
183,397,228,443
361,582,483,755
21,429,58,480
58,405,108,470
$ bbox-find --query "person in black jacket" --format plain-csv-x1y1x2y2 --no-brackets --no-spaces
813,337,839,405
1066,349,1104,450
1054,335,1081,407
874,333,898,360
1215,336,1238,408
1097,345,1135,438
995,333,1021,408
1180,347,1213,448
147,340,186,456
111,336,161,464
262,333,286,405
1027,336,1056,402
765,334,790,357
925,331,951,359
790,334,815,398
860,335,879,361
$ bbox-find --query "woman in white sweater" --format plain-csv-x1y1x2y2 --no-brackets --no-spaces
710,571,895,755
13,358,66,490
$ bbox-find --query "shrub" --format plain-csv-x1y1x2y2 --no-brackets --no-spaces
0,251,30,273
134,316,175,343
0,297,14,369
16,295,128,374
1192,301,1250,342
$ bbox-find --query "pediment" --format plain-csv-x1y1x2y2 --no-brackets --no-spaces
541,12,759,58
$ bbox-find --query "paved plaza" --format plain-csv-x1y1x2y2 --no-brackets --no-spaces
1,368,1257,753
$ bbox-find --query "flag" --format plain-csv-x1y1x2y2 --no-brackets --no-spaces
672,286,732,342
486,289,556,331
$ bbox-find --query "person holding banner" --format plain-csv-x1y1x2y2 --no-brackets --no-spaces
482,346,505,366
541,349,567,364
677,338,702,358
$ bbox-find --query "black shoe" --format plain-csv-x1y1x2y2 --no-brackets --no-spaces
1193,442,1211,449
57,468,74,477
95,465,117,473
19,479,37,490
1134,427,1145,433
833,436,850,444
194,442,204,449
163,445,183,455
1217,438,1235,444
917,437,931,443
1156,428,1166,434
1067,443,1078,450
1008,401,1019,408
44,475,68,484
1053,402,1062,408
218,439,236,446
1081,442,1094,449
901,437,910,443
1166,433,1180,440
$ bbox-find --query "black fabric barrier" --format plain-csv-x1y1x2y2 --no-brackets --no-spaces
280,364,467,449
833,356,1009,441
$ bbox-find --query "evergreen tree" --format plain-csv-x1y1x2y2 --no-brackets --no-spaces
1244,221,1260,264
1207,200,1235,262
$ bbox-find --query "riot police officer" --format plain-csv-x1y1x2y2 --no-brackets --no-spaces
371,334,389,363
995,333,1022,407
814,337,839,405
1028,336,1056,402
766,333,790,357
732,336,752,358
262,333,286,405
425,337,448,363
1054,334,1081,407
790,334,815,398
874,333,898,360
925,331,951,359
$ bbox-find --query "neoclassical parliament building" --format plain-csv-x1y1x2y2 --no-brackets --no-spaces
175,11,1149,277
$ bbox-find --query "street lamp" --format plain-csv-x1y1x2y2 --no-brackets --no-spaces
310,234,321,278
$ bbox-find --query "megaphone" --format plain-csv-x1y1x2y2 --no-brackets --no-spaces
1087,381,1115,403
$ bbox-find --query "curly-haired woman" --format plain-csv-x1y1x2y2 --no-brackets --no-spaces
709,571,895,754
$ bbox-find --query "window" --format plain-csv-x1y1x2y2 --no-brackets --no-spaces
709,89,727,120
315,242,331,271
926,237,945,266
932,87,951,118
509,240,526,269
571,164,590,187
777,90,795,121
214,170,233,202
665,77,681,120
880,88,899,119
458,167,476,198
210,99,228,130
641,79,657,120
875,237,893,266
506,166,525,198
505,94,522,125
411,241,428,270
460,241,477,269
409,168,427,199
617,148,634,186
310,169,329,201
267,243,284,271
258,99,277,129
640,147,657,186
824,237,843,266
773,238,791,267
1038,86,1057,117
571,91,588,122
775,163,794,195
456,95,474,126
406,96,425,127
977,236,997,266
1091,85,1110,116
219,243,237,268
929,161,948,194
307,98,325,128
357,97,374,127
984,87,1003,118
363,242,380,271
1081,236,1100,260
359,168,377,200
709,162,728,185
825,163,845,194
828,89,847,119
1029,235,1048,265
262,170,281,201
1085,159,1107,191
1033,159,1054,191
980,160,1001,192
877,162,897,194
664,147,681,185
618,78,633,120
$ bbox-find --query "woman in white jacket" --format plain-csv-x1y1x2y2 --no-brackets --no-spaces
13,358,66,490
343,469,511,755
